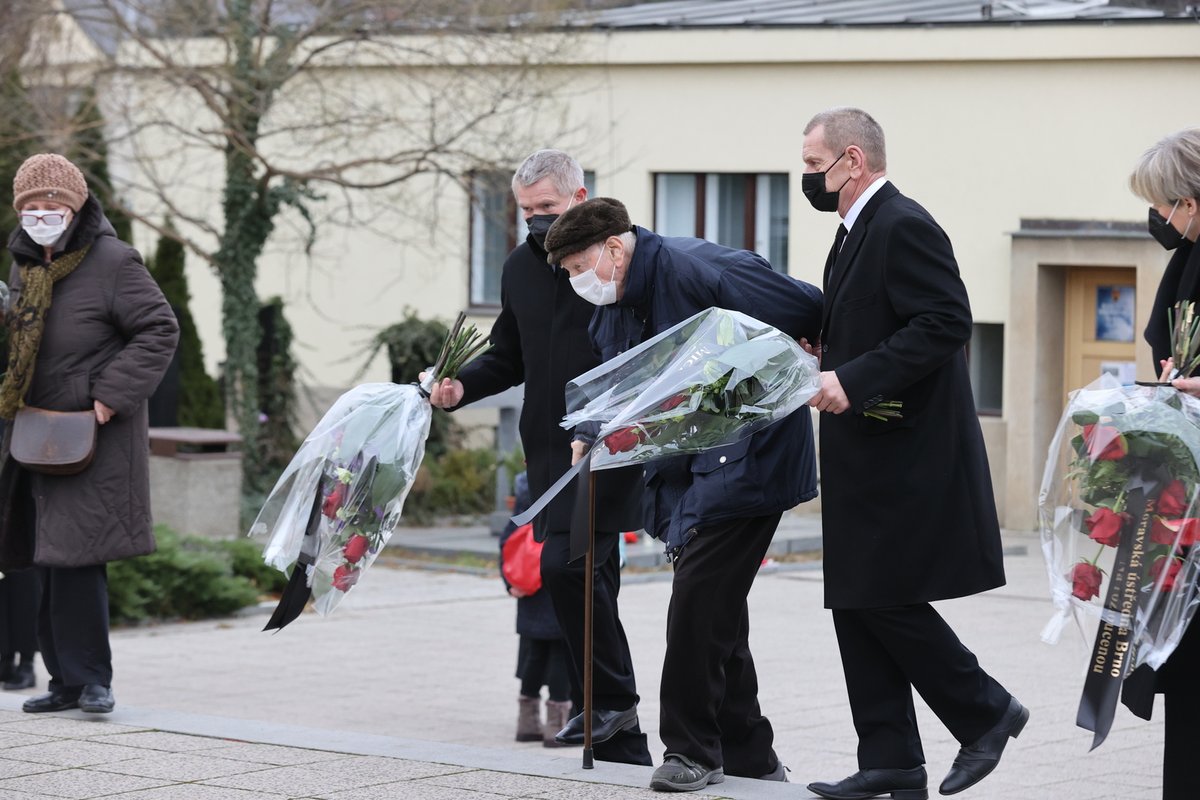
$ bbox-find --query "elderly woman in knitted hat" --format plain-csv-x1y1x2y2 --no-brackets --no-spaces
0,153,178,714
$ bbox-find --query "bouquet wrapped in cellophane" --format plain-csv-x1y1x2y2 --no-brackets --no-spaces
1039,373,1200,748
561,307,820,469
253,312,489,631
252,383,430,628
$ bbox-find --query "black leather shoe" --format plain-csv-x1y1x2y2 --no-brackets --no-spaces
3,661,34,691
758,760,788,782
22,689,80,714
807,767,928,800
939,697,1029,795
78,684,114,714
555,706,638,745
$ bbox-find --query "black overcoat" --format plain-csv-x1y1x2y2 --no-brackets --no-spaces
819,182,1005,609
457,234,642,539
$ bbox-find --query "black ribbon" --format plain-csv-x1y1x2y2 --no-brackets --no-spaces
511,446,593,530
263,479,324,632
1076,481,1154,749
567,450,594,563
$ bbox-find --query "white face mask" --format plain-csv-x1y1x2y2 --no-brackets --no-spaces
569,245,618,306
21,210,70,247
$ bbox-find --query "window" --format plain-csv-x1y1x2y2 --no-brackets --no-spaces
469,170,595,307
969,323,1004,415
653,173,789,272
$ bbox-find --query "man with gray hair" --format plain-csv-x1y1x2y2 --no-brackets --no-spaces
424,150,651,765
801,107,1027,799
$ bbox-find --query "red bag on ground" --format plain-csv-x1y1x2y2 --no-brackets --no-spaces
502,522,543,595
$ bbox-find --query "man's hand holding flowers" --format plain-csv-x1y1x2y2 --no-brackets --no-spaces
420,373,464,409
808,370,850,414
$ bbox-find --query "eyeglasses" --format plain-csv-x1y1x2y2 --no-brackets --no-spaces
20,212,67,227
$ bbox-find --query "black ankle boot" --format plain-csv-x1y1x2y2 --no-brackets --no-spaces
0,655,13,684
3,659,35,691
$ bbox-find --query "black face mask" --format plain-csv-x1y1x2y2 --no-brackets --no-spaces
1149,204,1187,251
802,151,850,213
527,214,558,250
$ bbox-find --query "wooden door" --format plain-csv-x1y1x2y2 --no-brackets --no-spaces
1064,267,1138,399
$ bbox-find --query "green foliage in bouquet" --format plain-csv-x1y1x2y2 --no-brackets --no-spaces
1064,396,1200,603
431,311,490,383
1170,301,1200,379
1068,403,1200,509
592,326,815,461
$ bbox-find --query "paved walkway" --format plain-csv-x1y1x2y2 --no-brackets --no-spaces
0,514,1167,798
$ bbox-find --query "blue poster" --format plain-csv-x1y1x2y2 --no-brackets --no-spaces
1096,286,1135,343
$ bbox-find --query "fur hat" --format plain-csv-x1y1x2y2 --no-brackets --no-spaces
544,197,632,265
12,153,89,212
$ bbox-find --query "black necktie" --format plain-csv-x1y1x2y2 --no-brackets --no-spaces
823,224,849,289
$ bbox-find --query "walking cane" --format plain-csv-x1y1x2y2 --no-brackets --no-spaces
582,468,596,769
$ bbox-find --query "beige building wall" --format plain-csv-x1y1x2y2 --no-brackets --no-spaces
100,21,1198,526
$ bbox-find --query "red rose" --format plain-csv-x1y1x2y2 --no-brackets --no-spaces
1070,562,1103,601
659,393,689,412
322,482,348,519
1150,517,1200,547
1158,480,1190,517
1082,424,1127,461
1150,555,1183,591
332,564,359,592
343,534,370,564
1084,508,1129,547
1180,519,1200,546
1151,516,1176,546
603,427,642,455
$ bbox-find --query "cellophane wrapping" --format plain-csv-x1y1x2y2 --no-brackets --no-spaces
251,383,431,615
562,308,820,470
1040,374,1200,671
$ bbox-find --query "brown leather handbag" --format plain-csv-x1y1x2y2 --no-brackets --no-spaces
9,406,98,475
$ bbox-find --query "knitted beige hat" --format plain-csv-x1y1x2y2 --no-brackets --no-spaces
12,153,89,212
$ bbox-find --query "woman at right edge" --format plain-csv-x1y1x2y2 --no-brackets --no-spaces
1127,126,1200,800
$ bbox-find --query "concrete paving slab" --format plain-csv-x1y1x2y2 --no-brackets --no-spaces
0,759,56,780
0,739,147,768
104,787,270,800
0,519,1171,799
87,752,276,781
0,767,169,798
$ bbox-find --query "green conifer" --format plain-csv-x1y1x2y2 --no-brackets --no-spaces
148,225,225,428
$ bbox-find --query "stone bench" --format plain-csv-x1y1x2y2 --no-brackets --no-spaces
148,427,243,539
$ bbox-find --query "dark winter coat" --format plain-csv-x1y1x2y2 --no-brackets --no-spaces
1123,238,1200,718
499,472,562,641
589,227,823,556
456,233,642,540
818,181,1004,609
1145,241,1198,368
0,195,179,569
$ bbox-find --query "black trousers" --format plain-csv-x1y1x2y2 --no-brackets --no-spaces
38,565,112,690
541,528,651,765
1163,682,1200,799
832,604,1011,769
0,568,41,659
1159,616,1200,799
659,513,781,777
517,636,571,702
